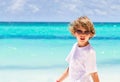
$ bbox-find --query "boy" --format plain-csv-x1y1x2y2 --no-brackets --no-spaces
56,16,100,82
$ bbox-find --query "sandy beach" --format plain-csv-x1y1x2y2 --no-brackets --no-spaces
0,65,119,82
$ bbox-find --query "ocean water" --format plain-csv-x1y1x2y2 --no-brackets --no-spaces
0,22,120,82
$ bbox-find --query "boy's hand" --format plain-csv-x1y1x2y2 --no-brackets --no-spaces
56,80,61,82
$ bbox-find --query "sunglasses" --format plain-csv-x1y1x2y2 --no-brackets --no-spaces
76,30,90,35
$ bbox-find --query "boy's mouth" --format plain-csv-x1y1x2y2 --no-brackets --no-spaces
80,37,85,40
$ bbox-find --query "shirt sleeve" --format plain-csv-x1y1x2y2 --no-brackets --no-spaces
65,46,74,63
65,53,71,63
65,43,77,63
85,50,97,74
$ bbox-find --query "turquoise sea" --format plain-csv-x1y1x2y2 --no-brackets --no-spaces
0,22,120,82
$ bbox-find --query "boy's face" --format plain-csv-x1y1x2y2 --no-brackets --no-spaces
74,27,91,46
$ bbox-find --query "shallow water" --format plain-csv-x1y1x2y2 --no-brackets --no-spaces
0,22,120,82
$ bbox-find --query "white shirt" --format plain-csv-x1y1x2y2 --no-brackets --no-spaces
66,42,97,82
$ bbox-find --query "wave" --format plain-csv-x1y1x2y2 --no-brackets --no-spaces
98,59,120,67
0,65,65,70
1,60,120,70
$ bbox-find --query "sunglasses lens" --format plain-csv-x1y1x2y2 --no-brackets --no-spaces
84,31,90,34
76,30,90,34
76,30,82,34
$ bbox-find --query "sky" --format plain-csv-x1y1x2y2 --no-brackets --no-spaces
0,0,120,22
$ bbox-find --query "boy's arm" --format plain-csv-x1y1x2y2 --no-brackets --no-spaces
90,72,100,82
56,67,69,82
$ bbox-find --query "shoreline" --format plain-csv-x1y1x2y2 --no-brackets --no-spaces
0,65,120,82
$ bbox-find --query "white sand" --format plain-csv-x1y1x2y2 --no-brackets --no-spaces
0,66,119,82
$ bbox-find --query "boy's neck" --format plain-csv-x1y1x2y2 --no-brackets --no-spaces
78,42,89,47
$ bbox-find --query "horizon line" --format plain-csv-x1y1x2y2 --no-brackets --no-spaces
0,21,120,23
